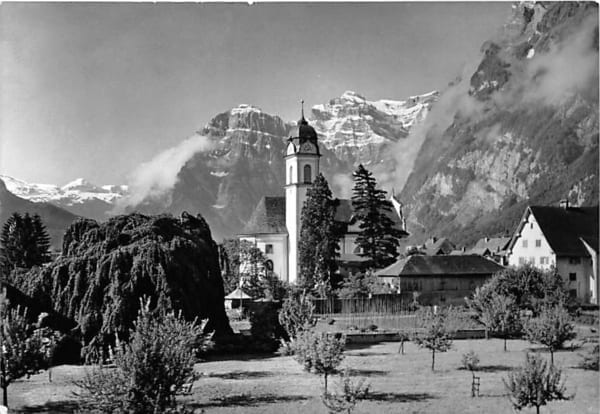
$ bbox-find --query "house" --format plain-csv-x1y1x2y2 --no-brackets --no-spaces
375,255,505,306
506,201,599,304
239,110,407,284
467,236,511,265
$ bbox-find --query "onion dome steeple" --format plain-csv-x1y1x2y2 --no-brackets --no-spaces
288,99,319,154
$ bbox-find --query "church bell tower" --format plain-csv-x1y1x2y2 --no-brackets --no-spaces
285,101,321,284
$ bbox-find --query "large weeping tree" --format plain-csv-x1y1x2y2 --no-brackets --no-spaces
299,174,341,295
351,164,402,269
0,213,51,272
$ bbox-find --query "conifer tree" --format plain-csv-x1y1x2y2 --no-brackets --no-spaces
0,213,51,271
299,174,341,294
351,165,402,269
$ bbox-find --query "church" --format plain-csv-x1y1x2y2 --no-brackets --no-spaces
238,109,408,284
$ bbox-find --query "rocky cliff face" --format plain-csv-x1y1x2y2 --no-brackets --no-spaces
312,90,437,167
400,2,599,246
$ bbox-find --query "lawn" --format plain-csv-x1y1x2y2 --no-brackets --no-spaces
8,335,600,413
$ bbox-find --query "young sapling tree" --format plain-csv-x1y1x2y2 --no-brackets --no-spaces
413,309,453,371
292,330,345,393
504,353,571,414
524,304,575,365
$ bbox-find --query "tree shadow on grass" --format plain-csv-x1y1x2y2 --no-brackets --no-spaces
477,365,514,373
345,368,389,377
207,370,275,380
191,394,310,408
18,399,80,413
347,351,390,357
364,392,435,403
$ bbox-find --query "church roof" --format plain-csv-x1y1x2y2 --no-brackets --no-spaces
288,108,319,151
241,196,407,236
240,196,287,235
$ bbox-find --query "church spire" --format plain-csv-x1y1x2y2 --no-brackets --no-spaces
299,99,307,125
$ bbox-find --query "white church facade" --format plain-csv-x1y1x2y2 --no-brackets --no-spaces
238,112,407,284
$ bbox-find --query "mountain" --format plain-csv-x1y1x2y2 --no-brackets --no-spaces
400,2,599,247
127,91,437,240
0,178,79,249
0,175,128,221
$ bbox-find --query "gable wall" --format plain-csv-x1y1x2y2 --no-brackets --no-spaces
508,211,556,269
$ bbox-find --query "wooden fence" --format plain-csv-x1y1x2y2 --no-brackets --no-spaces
312,294,415,316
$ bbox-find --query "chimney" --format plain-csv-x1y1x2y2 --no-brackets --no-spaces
559,199,569,209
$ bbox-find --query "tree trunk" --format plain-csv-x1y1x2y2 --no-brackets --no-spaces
431,349,435,371
2,384,7,408
485,328,489,340
550,350,554,366
324,373,328,394
536,404,540,414
504,336,507,352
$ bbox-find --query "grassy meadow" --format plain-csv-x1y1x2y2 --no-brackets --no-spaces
8,330,599,414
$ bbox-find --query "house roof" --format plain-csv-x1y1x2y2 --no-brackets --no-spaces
240,196,287,235
423,237,455,255
468,237,511,256
509,206,599,257
375,254,505,277
241,196,407,236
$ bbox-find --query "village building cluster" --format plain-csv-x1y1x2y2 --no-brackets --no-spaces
239,116,599,306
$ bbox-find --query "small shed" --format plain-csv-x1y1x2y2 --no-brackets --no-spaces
224,288,253,310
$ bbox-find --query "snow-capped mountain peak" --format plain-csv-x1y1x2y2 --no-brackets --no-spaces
61,177,102,192
310,90,439,156
0,174,129,221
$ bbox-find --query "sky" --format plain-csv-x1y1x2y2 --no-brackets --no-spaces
0,2,511,186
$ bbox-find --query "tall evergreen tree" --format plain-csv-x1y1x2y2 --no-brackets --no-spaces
299,174,341,294
351,165,402,268
0,213,51,271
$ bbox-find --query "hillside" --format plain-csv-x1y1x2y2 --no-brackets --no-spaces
400,2,599,246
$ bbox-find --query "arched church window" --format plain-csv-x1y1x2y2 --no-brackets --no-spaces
304,164,312,183
289,166,293,184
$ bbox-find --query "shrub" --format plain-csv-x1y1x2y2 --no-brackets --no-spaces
461,350,480,373
524,304,576,365
278,292,316,345
504,353,571,414
292,330,345,393
74,297,207,413
249,302,287,352
321,369,370,414
0,304,58,407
